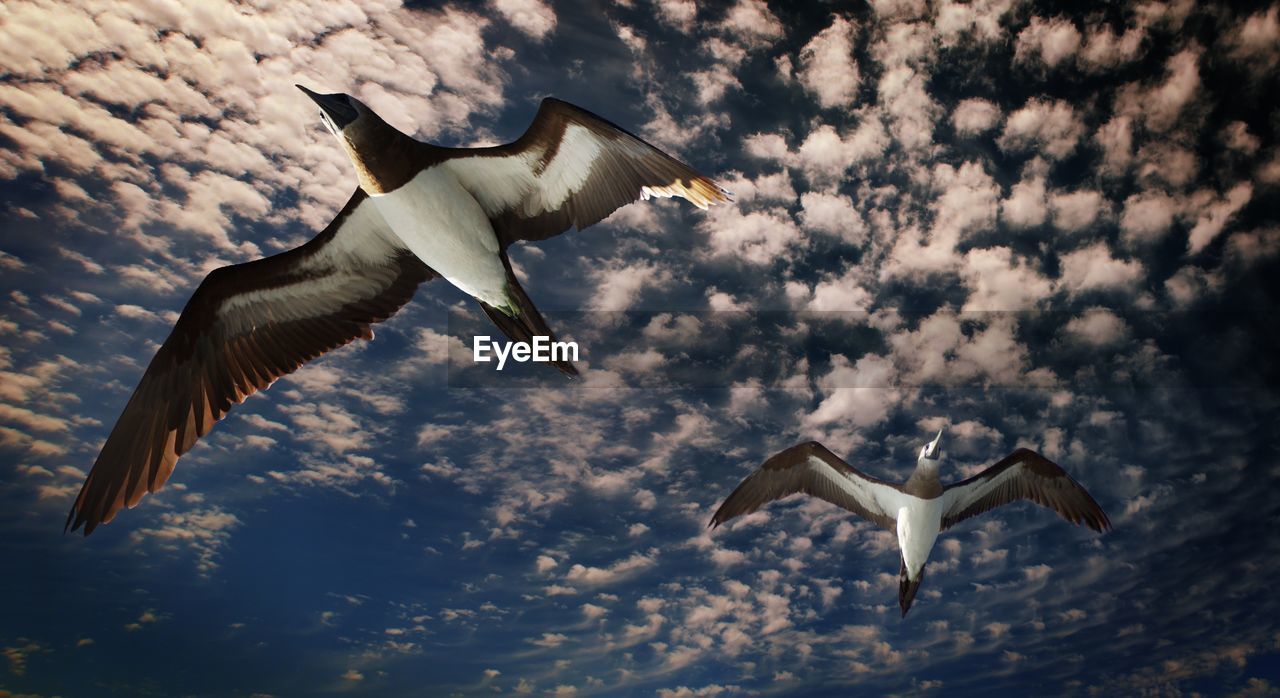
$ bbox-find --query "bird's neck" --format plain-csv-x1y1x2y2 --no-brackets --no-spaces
904,459,943,498
342,121,424,195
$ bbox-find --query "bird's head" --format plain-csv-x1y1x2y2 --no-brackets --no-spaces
918,428,944,465
299,83,373,138
296,85,412,194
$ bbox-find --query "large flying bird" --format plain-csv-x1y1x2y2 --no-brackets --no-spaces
65,88,730,535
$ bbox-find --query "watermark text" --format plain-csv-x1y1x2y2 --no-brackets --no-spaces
473,335,579,370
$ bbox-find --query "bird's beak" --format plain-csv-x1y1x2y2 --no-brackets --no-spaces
296,84,358,130
926,428,943,460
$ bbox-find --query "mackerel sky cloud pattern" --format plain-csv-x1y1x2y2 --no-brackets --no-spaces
1,0,1278,696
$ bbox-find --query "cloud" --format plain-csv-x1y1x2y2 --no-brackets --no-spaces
798,191,865,245
1014,16,1081,69
878,65,940,151
1058,243,1143,295
997,98,1085,160
961,247,1052,311
490,0,556,40
802,354,900,429
883,161,1000,278
794,119,890,183
0,403,69,433
935,0,1017,46
1002,173,1047,228
1119,191,1180,245
698,205,801,265
527,632,569,648
1049,189,1106,231
689,64,741,106
1186,183,1252,254
719,0,784,49
952,98,1000,136
588,259,674,311
130,507,241,575
1078,23,1144,71
1064,308,1129,346
654,0,697,30
0,0,513,275
798,16,859,109
1094,114,1133,176
2,640,43,676
1225,6,1280,73
563,550,658,588
1116,49,1201,133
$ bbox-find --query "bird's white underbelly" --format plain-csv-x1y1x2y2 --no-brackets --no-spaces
897,498,943,578
372,168,509,308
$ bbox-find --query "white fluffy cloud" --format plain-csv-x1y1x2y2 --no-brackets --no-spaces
1225,6,1280,73
1078,24,1144,71
794,119,890,183
699,205,801,265
0,0,512,269
1002,174,1047,228
719,0,784,49
962,247,1053,311
1186,183,1252,255
1058,242,1143,295
799,191,866,245
883,161,1000,278
997,98,1085,160
1120,191,1180,245
952,98,1000,136
1014,16,1081,69
802,354,900,429
1115,49,1201,133
798,16,860,109
1050,189,1106,231
490,0,557,40
1064,308,1129,346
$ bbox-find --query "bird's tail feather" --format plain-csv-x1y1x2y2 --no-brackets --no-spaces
477,257,578,377
899,557,924,618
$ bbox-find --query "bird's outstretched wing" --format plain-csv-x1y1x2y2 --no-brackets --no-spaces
710,441,903,531
940,448,1111,532
442,98,731,247
66,190,436,535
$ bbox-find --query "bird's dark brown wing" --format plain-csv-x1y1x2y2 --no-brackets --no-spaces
940,448,1111,532
442,98,731,247
66,190,436,535
710,441,902,531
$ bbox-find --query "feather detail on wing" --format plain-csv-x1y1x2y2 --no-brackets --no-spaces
66,190,436,535
710,441,902,531
940,448,1111,532
443,98,731,247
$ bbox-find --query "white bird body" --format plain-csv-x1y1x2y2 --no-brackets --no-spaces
805,451,942,578
896,499,943,579
371,167,509,310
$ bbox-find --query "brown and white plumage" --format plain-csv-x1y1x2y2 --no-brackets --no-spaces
710,441,902,532
67,89,730,535
940,448,1111,532
710,431,1110,616
66,191,433,534
444,97,730,247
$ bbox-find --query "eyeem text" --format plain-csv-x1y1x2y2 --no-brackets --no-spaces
472,335,579,370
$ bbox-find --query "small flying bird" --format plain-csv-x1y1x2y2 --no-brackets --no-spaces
65,87,730,535
709,430,1110,617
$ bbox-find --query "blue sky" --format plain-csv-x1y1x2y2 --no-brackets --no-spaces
2,0,1280,695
